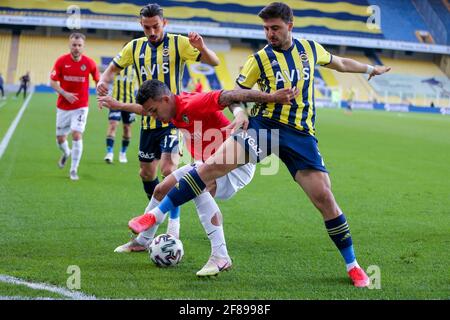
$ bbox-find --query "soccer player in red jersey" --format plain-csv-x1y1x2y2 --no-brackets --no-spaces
98,79,297,275
50,33,100,180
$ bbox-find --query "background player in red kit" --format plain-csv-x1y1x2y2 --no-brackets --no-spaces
98,79,298,275
50,33,100,180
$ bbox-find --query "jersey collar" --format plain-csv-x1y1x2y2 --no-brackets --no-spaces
269,38,295,53
147,33,167,48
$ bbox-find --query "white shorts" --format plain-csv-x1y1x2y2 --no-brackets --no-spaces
172,161,256,200
56,107,89,136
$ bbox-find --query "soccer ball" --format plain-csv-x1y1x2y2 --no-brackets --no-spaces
149,234,184,267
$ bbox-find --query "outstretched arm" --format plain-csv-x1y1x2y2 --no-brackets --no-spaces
218,87,299,106
219,87,299,133
326,55,391,81
97,95,145,115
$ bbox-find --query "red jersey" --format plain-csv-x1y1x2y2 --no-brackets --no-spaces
172,91,230,161
51,53,100,110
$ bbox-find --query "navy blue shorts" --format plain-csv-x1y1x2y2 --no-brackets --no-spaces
139,127,180,162
108,110,135,124
233,116,327,178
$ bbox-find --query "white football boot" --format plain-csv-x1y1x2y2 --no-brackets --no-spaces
104,152,113,164
196,255,232,277
69,170,79,181
114,238,148,253
119,152,128,163
58,151,71,169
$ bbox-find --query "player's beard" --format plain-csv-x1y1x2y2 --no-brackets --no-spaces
71,51,81,61
269,34,291,50
148,35,161,44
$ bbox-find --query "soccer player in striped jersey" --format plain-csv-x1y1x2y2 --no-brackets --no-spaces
97,3,219,249
104,64,137,164
128,2,391,286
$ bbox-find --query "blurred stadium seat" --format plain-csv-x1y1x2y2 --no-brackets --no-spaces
0,0,448,108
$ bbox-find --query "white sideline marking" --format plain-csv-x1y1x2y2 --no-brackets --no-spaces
0,91,33,159
0,274,96,300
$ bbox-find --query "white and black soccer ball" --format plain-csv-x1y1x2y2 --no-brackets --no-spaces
149,234,184,267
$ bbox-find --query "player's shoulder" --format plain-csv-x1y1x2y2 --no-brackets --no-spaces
168,33,187,41
132,36,148,45
55,53,71,64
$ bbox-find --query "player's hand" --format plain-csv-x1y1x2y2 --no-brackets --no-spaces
97,95,121,110
221,109,249,134
62,91,79,104
271,87,299,104
96,80,109,96
368,65,391,81
188,32,205,51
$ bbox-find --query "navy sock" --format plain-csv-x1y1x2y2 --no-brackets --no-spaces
106,136,114,153
325,214,356,264
142,178,159,200
121,138,130,153
160,169,206,213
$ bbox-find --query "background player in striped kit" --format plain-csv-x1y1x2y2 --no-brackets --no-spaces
97,3,220,248
104,63,137,164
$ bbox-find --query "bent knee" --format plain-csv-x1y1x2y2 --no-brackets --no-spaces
153,183,169,201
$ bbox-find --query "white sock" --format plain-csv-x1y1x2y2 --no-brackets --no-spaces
167,217,180,239
136,197,167,246
70,139,83,172
194,192,228,258
346,260,360,272
57,140,71,156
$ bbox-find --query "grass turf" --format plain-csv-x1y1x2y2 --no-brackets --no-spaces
0,93,449,299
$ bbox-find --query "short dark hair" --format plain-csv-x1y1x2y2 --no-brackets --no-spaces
140,3,164,18
69,32,86,41
136,79,172,105
258,2,293,24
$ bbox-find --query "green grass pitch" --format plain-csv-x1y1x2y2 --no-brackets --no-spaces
0,93,449,299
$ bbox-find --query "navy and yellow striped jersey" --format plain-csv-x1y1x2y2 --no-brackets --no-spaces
236,38,332,136
113,33,200,130
112,65,136,104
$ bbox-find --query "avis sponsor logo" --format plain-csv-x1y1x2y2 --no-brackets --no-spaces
139,151,155,159
237,131,262,155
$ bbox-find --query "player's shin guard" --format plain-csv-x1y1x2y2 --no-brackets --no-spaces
57,140,70,156
106,136,114,153
121,138,130,153
167,207,181,239
325,213,358,270
160,169,206,213
194,192,228,258
142,178,159,200
70,139,83,172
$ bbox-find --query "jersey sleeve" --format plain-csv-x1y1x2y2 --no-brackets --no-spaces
113,40,134,69
50,57,63,81
189,91,224,117
236,55,261,89
313,41,332,66
178,35,201,62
